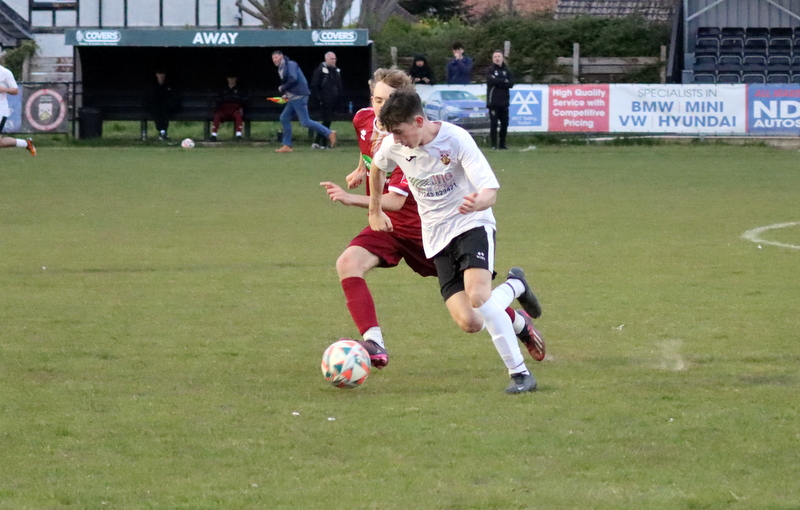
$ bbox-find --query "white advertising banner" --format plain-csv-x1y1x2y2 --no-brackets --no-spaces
609,84,747,134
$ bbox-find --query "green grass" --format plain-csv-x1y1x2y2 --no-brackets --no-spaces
1,143,799,509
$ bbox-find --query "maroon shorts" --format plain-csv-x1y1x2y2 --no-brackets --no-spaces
349,227,437,277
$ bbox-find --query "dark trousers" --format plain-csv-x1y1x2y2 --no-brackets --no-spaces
212,103,243,134
314,102,335,147
150,101,172,133
489,106,509,149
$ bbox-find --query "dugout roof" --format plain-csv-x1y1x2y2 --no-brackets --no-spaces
64,28,373,111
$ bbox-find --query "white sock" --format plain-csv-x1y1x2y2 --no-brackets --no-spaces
362,327,384,349
511,312,525,334
505,278,525,299
476,298,528,376
15,139,27,148
492,281,516,308
492,282,525,333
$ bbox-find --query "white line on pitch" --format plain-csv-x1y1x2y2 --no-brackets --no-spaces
741,222,800,250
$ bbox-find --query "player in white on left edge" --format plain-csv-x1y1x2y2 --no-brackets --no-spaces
369,89,545,394
0,63,36,156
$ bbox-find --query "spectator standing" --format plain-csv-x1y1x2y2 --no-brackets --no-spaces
0,63,35,155
409,54,436,85
486,50,514,150
211,73,247,142
145,69,180,141
272,50,336,153
445,42,473,85
310,51,342,149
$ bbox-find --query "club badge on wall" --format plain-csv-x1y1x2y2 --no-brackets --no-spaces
22,84,69,133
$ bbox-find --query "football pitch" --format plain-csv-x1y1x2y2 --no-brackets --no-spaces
1,143,798,509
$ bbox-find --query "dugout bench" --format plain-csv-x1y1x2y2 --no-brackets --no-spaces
81,89,359,140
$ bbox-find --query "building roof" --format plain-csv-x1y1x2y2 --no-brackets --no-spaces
555,0,676,22
0,1,34,48
470,0,557,16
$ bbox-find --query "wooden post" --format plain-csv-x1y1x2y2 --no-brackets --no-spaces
22,56,30,82
572,43,580,84
660,45,667,84
391,47,397,68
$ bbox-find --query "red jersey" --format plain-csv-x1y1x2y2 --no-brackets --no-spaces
353,107,423,240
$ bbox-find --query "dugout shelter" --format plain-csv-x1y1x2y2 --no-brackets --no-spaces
64,28,373,138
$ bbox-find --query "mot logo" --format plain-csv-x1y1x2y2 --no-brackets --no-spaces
511,90,541,116
510,89,545,129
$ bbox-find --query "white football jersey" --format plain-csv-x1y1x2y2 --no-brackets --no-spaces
0,64,18,118
373,122,499,258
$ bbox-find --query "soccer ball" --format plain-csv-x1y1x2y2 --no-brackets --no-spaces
181,138,195,149
321,339,370,388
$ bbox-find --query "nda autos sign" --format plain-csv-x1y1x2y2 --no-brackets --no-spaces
748,85,800,135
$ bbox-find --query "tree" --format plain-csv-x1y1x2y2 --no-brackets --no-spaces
235,0,297,28
237,0,393,29
357,0,402,31
398,0,469,21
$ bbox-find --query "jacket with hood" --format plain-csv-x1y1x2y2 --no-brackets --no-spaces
278,55,311,99
409,55,436,85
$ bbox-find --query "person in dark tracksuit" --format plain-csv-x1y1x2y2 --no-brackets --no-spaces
485,50,514,150
310,51,342,149
145,69,180,141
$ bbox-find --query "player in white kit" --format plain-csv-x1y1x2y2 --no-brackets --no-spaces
0,64,36,156
369,89,544,394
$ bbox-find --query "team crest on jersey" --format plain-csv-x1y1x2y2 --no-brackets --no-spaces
439,150,451,165
360,129,367,140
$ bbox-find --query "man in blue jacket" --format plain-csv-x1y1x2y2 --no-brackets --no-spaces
272,50,337,153
445,42,473,85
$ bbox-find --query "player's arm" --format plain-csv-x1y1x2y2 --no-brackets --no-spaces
458,131,501,215
368,164,393,232
459,188,497,214
320,181,406,211
0,85,18,95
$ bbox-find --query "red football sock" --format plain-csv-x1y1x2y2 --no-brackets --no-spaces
505,307,516,322
341,277,379,335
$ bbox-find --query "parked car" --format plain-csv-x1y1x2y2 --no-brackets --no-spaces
423,90,490,131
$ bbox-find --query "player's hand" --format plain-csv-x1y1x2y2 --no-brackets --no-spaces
459,192,480,214
369,211,393,232
346,167,366,189
320,181,354,206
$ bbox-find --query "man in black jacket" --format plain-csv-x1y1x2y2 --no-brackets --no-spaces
145,69,180,141
485,50,514,150
310,52,342,149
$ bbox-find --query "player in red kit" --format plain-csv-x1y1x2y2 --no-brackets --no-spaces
321,68,434,368
321,68,543,369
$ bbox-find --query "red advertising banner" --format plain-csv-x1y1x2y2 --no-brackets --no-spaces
549,85,609,132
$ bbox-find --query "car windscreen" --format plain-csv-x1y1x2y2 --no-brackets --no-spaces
441,91,477,101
